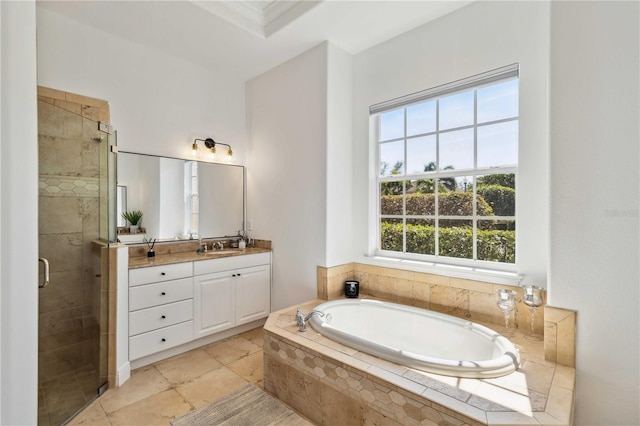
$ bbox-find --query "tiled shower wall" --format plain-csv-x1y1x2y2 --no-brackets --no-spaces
37,87,110,387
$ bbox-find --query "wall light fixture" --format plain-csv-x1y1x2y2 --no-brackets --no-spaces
192,138,233,160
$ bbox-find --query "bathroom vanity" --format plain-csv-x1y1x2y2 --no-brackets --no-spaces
124,246,271,370
113,150,268,378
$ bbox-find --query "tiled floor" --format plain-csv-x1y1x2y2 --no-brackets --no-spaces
68,327,274,426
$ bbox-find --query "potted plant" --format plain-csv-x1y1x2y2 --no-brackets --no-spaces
122,210,143,234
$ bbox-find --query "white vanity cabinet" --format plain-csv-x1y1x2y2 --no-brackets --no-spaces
128,262,194,360
126,251,271,367
192,271,235,338
193,252,271,339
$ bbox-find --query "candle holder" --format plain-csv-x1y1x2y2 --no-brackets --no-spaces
523,285,546,340
496,289,518,337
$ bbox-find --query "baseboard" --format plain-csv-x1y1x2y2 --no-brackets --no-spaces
117,362,131,387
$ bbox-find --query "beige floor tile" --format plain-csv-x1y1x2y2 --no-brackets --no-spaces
227,351,264,387
99,365,170,414
67,399,110,425
175,366,248,409
239,326,265,347
202,336,262,365
154,348,222,385
107,389,192,426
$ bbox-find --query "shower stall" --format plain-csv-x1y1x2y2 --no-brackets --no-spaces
37,89,117,426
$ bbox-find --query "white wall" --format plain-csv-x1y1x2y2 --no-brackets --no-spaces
36,7,247,163
351,1,550,286
326,43,354,267
0,1,39,424
246,43,328,310
549,2,639,424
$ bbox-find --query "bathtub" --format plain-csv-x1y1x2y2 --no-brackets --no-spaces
308,299,520,378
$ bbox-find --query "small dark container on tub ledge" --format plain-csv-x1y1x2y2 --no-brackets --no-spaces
344,280,359,298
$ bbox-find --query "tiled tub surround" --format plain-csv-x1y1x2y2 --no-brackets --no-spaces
318,263,576,368
264,300,576,426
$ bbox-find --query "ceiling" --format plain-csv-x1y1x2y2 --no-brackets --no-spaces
36,0,472,81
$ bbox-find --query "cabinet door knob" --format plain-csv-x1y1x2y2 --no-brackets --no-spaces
161,272,166,276
237,273,241,276
161,315,166,319
161,338,166,342
232,274,236,277
161,292,166,296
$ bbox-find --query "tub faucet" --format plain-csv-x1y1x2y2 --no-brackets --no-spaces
296,308,324,332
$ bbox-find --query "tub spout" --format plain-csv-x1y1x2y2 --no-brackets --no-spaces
296,308,324,332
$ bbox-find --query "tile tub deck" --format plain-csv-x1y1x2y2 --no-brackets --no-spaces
264,299,575,426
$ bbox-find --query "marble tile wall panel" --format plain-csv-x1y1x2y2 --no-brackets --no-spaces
543,306,576,367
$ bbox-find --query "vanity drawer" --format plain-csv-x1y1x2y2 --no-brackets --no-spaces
129,299,193,336
129,262,193,287
194,252,271,276
129,320,193,360
129,277,193,311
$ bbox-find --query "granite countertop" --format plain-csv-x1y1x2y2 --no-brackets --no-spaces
128,246,271,269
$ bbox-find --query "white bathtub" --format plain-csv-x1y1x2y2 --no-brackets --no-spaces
308,299,520,378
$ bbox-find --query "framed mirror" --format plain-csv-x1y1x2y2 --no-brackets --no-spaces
117,151,244,243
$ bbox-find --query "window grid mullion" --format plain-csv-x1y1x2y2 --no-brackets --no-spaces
472,89,478,261
403,108,408,253
435,98,440,257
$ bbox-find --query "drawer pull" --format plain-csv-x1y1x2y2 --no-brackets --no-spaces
161,315,166,319
161,338,166,342
161,292,166,296
161,272,166,276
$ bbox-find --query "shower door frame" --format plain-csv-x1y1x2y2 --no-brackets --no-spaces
37,86,115,426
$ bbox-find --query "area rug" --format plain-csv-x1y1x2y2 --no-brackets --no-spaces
171,383,312,426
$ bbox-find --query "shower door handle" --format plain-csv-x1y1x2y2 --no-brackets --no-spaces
39,258,50,288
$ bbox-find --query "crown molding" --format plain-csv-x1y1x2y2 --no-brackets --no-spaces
191,0,322,38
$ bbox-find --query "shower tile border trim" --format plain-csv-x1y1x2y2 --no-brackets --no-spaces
39,175,100,197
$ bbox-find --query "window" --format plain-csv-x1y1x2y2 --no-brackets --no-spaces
372,65,518,268
185,161,199,234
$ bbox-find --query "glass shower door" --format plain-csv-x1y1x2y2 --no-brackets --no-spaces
37,98,111,425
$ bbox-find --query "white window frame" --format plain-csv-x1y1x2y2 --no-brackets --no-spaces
184,161,199,235
371,64,519,272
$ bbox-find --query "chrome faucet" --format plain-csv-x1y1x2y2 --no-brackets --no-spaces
296,308,324,332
